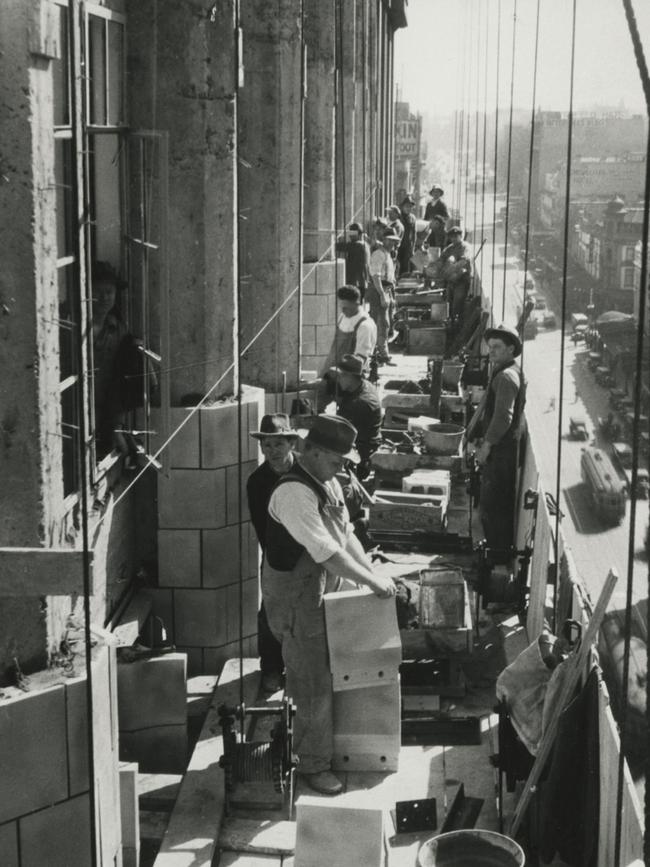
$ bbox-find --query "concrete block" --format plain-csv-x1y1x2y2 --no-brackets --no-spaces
316,324,336,355
174,589,228,646
0,684,68,823
65,675,90,797
324,588,401,691
302,263,318,294
302,294,330,327
224,577,259,644
120,725,188,774
301,355,321,373
203,637,257,676
168,407,200,468
332,681,401,772
117,653,187,731
158,468,226,529
295,796,384,867
0,821,18,867
301,324,317,356
91,645,122,866
315,259,343,295
203,524,241,588
158,529,201,587
200,401,241,468
226,460,257,525
120,762,140,866
19,793,92,867
175,646,204,676
242,385,266,459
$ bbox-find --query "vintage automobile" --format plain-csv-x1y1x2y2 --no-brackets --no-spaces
569,416,589,440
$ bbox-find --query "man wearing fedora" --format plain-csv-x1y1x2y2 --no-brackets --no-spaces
424,184,449,224
397,194,417,276
468,324,527,556
334,354,382,481
263,415,396,795
247,414,300,693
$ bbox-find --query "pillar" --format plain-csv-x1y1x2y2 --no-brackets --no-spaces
335,0,356,227
238,0,303,391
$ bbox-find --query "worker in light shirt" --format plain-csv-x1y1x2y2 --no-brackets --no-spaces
368,231,400,365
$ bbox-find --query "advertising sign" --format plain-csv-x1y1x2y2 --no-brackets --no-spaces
395,119,420,158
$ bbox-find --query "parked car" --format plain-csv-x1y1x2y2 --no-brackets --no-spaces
569,416,589,441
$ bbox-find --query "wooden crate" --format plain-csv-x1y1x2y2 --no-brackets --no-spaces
419,567,466,628
371,452,463,488
370,491,448,533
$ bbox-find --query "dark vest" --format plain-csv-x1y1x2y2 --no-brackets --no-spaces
265,463,340,571
484,360,527,444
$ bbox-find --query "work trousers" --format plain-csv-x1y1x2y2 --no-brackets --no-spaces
367,284,392,359
262,554,342,774
257,600,283,676
479,440,517,553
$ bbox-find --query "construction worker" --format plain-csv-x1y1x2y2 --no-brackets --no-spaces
263,415,396,795
334,353,382,481
424,184,450,224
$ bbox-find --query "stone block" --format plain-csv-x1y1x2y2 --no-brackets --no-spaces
175,646,204,676
224,577,259,644
0,684,68,823
242,385,266,460
332,681,401,772
65,675,90,797
316,324,336,355
174,589,227,647
19,793,92,867
226,460,257,525
302,294,330,327
120,762,140,866
324,588,401,691
302,324,317,356
117,653,187,731
301,355,320,373
158,468,227,529
203,524,241,588
158,529,201,588
302,263,318,294
315,259,343,295
120,726,188,774
200,401,241,468
0,821,18,867
294,796,384,867
168,407,200,468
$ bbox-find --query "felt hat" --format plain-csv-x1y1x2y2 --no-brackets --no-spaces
348,221,363,233
383,232,401,243
429,184,444,195
484,323,522,358
334,353,365,377
304,414,359,463
448,225,463,235
250,413,298,440
401,194,416,206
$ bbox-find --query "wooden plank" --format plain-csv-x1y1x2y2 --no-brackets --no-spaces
0,547,93,596
218,818,295,856
154,658,260,867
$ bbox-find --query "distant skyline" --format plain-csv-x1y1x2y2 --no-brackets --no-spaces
395,0,650,119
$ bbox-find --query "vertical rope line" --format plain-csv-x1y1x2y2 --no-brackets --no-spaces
500,0,518,322
462,4,473,227
551,0,578,631
490,0,502,322
518,0,541,373
71,1,98,859
480,0,491,290
472,0,482,247
617,6,650,859
296,2,306,417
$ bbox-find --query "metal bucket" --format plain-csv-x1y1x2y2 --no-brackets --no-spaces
421,422,465,455
418,830,525,867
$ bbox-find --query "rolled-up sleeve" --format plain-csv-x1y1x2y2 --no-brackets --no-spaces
268,482,342,563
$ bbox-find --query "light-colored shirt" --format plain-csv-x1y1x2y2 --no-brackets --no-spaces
335,311,377,360
369,246,396,284
268,473,349,564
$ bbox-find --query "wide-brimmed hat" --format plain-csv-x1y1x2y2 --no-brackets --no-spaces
401,194,416,207
484,323,522,358
429,184,444,195
304,414,359,463
447,225,463,235
383,232,401,243
250,413,299,440
333,353,364,378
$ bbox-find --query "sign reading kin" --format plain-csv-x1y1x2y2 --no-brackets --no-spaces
395,119,420,158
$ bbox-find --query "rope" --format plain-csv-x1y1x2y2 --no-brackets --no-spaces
518,0,541,374
490,0,502,323
551,0,578,632
462,6,473,230
500,0,518,322
472,0,482,249
479,0,491,291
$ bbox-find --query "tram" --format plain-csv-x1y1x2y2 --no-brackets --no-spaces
580,446,627,524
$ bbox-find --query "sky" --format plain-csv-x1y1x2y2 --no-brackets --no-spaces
394,0,650,119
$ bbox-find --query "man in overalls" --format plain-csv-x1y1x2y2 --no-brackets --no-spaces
470,324,527,556
315,285,376,411
263,415,396,795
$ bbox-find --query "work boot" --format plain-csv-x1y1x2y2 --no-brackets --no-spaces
301,770,343,795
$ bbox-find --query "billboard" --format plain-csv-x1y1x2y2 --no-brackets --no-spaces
395,118,420,158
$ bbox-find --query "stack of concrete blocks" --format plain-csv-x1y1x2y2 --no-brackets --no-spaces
301,259,345,376
0,643,122,866
152,385,265,676
323,588,402,773
119,762,140,867
295,796,385,867
117,652,187,773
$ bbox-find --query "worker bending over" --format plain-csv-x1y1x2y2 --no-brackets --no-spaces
262,415,396,795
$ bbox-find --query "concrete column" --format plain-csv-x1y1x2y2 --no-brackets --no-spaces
126,0,238,404
238,0,303,391
353,0,369,226
366,1,380,218
303,0,336,263
335,0,356,227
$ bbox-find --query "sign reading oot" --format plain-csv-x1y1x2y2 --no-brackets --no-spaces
395,119,420,158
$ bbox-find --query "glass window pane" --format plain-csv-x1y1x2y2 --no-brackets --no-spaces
52,5,70,126
89,133,122,265
61,383,80,497
107,20,124,125
88,15,107,125
55,138,75,258
58,265,78,380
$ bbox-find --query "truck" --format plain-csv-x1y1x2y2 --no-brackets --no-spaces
580,446,627,524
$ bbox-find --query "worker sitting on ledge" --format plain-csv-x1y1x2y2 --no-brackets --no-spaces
262,415,396,795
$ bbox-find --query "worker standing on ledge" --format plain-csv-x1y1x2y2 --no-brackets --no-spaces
469,324,527,557
262,415,396,796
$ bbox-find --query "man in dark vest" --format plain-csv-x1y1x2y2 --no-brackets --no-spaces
334,354,382,481
263,415,396,795
246,414,299,693
469,323,526,554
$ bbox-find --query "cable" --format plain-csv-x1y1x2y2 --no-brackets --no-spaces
500,0,518,322
490,0,503,322
479,0,491,290
551,0,578,634
472,0,482,248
